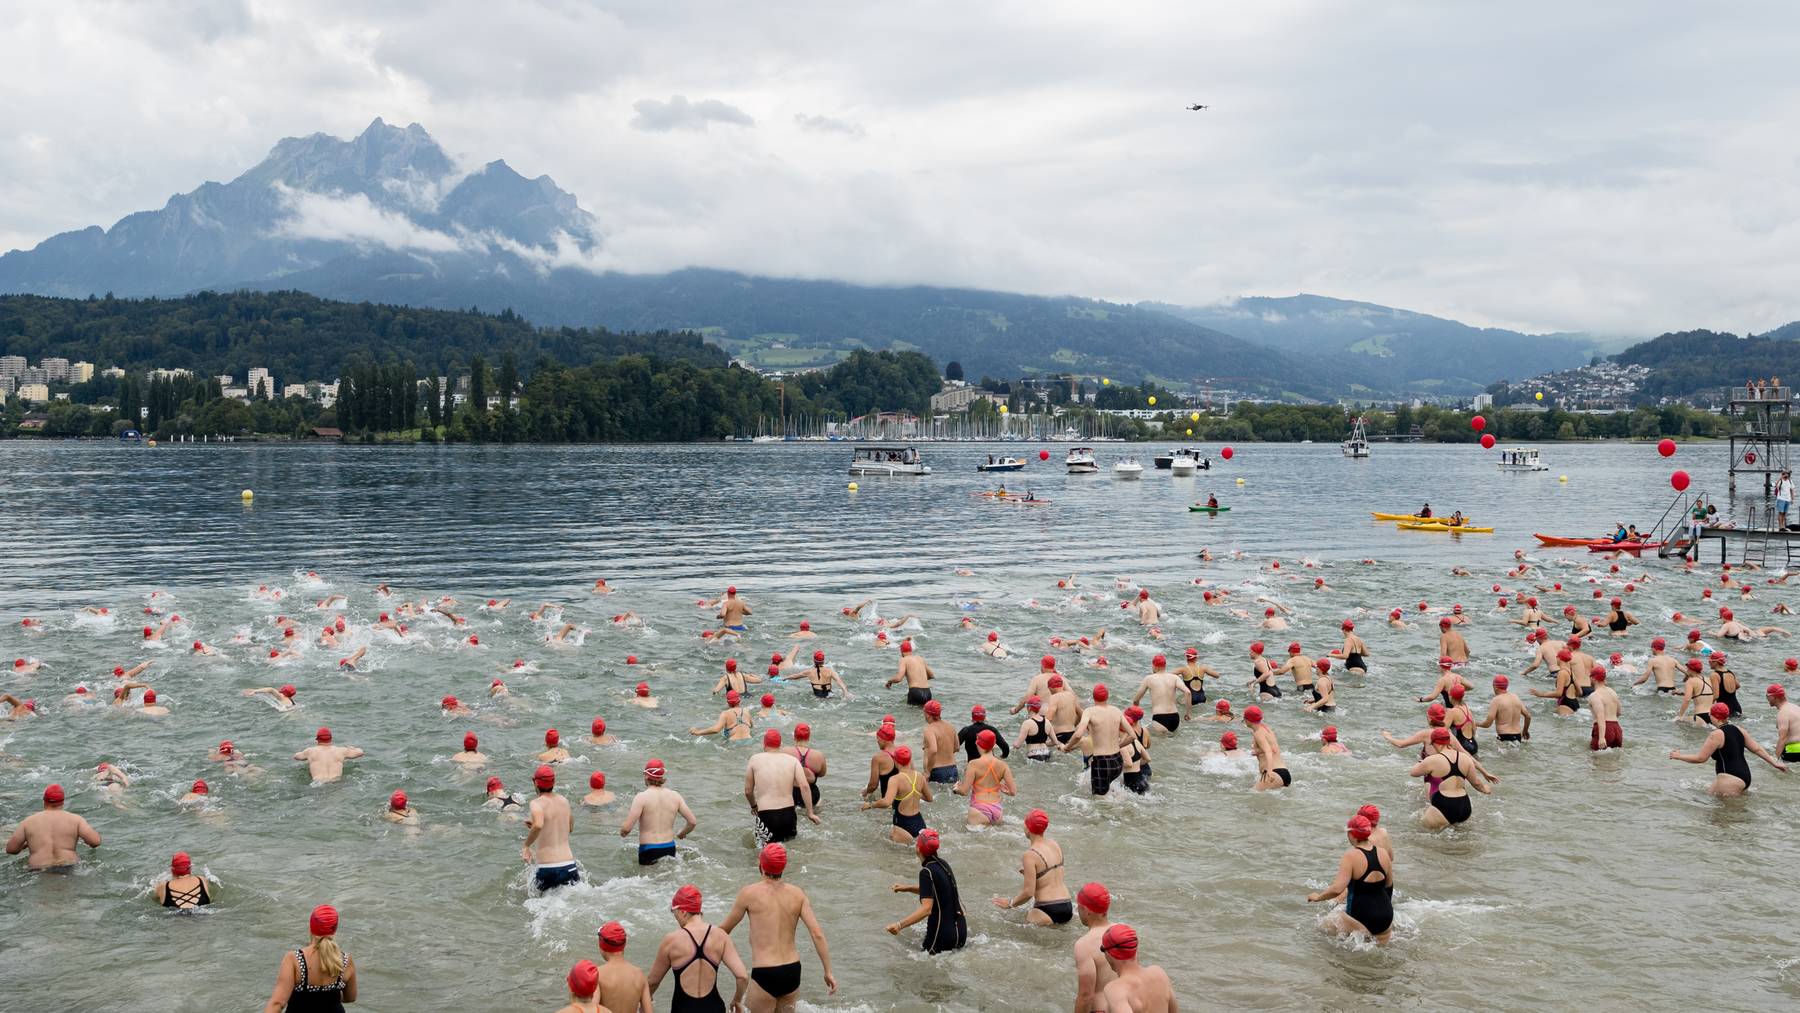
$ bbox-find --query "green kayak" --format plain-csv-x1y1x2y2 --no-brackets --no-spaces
1188,505,1231,513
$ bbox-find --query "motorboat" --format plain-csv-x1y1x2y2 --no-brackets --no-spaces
977,455,1027,473
849,445,931,476
1496,447,1548,472
1154,448,1206,470
1113,457,1143,479
1170,455,1198,476
1066,447,1099,474
1342,417,1371,458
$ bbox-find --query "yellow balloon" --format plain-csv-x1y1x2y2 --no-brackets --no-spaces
1147,396,1157,406
1535,392,1544,401
1102,378,1110,386
1185,428,1193,436
1190,412,1199,422
999,405,1008,414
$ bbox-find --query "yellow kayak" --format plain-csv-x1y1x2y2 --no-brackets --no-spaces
1396,521,1494,533
1372,512,1477,524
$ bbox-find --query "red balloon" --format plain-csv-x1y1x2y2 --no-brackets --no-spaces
1470,415,1486,432
1480,433,1495,449
1670,470,1690,492
1221,446,1234,460
1038,450,1050,461
1657,438,1676,457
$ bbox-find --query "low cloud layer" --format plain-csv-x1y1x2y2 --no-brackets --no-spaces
630,95,755,132
2,1,1798,336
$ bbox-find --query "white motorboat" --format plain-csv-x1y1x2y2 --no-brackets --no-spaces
849,445,931,476
1342,416,1371,458
1496,446,1548,472
976,455,1027,473
1066,447,1099,474
1170,455,1198,476
1113,457,1143,479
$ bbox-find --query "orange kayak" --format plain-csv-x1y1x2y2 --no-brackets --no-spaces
1534,534,1612,547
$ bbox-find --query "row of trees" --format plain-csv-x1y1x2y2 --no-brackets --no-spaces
1132,401,1730,444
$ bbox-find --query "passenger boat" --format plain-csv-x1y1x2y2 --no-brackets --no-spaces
848,445,931,476
1066,447,1099,474
1496,447,1548,471
976,455,1027,472
1113,457,1143,479
1342,417,1371,458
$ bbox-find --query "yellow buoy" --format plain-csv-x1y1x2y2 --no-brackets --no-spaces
1558,475,1568,483
241,489,254,501
1147,396,1157,406
1236,477,1246,485
1190,412,1199,422
847,482,859,491
999,405,1008,414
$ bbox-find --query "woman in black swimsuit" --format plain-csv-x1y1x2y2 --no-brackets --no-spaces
262,904,357,1013
154,851,212,910
1710,658,1744,716
1250,644,1282,699
1670,703,1789,796
1410,728,1492,829
1019,698,1053,760
1307,814,1394,944
652,885,749,1013
995,809,1074,925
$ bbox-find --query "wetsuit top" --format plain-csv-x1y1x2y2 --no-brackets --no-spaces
1023,716,1050,746
162,876,211,908
672,924,722,1002
957,721,1010,761
1714,723,1754,784
919,857,967,952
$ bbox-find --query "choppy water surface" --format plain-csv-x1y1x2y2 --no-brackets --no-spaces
2,441,1797,1011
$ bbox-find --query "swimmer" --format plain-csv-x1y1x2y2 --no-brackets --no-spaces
1014,655,1079,714
5,784,101,869
1319,725,1349,754
1675,658,1716,724
581,771,614,807
1244,706,1290,790
715,585,753,636
1175,647,1220,705
747,729,818,846
611,611,645,628
979,631,1010,659
1717,609,1789,640
294,727,363,782
921,700,959,784
1601,598,1638,636
1588,668,1623,751
1768,684,1800,760
338,646,367,670
179,779,212,806
798,650,851,700
1205,699,1235,724
884,830,968,954
430,605,466,626
523,765,579,891
1131,654,1189,733
1669,703,1788,795
384,790,417,824
208,740,246,766
648,887,749,1012
756,692,786,722
719,843,839,1007
631,682,659,709
1071,883,1118,1012
10,657,45,675
840,598,874,619
1119,708,1152,794
1633,638,1681,692
153,851,215,909
491,677,511,697
539,728,571,763
1304,659,1336,713
452,732,488,766
1059,684,1131,794
1707,653,1746,717
714,658,762,697
1129,589,1162,626
1331,620,1369,673
439,694,473,716
591,578,615,594
994,808,1072,925
589,716,617,746
1438,617,1471,663
1216,731,1244,758
955,730,1014,827
693,691,754,740
483,776,523,811
1017,697,1053,761
1307,814,1393,944
1512,597,1546,627
885,640,935,706
528,602,562,621
1258,607,1288,631
1409,728,1492,829
1043,676,1083,754
1477,676,1531,742
1248,643,1282,701
1386,608,1409,630
1417,658,1470,706
95,762,131,793
863,742,931,842
317,594,347,610
1,693,39,720
621,758,697,865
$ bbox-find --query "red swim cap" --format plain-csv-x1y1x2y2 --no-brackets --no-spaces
1687,658,1703,672
791,723,811,741
1438,656,1454,669
591,717,606,736
915,828,941,856
1688,629,1702,641
1041,655,1057,670
977,729,998,750
923,700,942,717
1139,589,1150,599
876,723,896,742
799,620,810,631
1591,666,1607,682
726,690,742,705
43,783,64,805
1321,726,1338,742
1092,684,1109,702
463,732,478,751
763,729,782,748
143,626,153,637
1077,881,1111,913
309,904,338,937
388,790,406,810
726,586,737,596
986,632,998,643
486,776,502,792
1026,695,1043,711
1220,731,1238,749
142,689,157,703
725,659,737,673
1557,650,1573,662
1287,642,1301,655
1651,638,1666,650
1710,702,1730,722
626,656,638,665
1390,609,1402,619
316,727,332,743
1428,703,1447,721
1711,653,1728,665
892,745,912,765
644,758,666,779
1347,815,1373,840
1492,675,1510,689
1341,620,1354,631
636,682,650,696
1358,803,1381,825
442,695,459,710
1215,699,1231,714
545,729,560,747
760,693,775,708
598,920,627,952
971,705,987,720
1124,706,1143,723
1430,727,1452,744
1025,809,1049,834
1048,675,1064,689
1768,684,1788,699
1243,705,1263,723
1100,923,1139,960
1449,684,1466,699
900,640,913,654
567,959,600,999
533,765,556,790
1264,608,1275,618
814,649,827,662
1315,577,1325,586
1788,659,1799,672
589,770,606,789
1186,647,1199,658
1439,617,1453,628
1250,642,1264,655
672,884,703,913
218,739,234,755
1153,654,1167,668
759,842,788,876
269,650,281,659
1315,657,1331,672
171,852,192,876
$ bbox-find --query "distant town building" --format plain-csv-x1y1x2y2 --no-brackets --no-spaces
17,382,51,403
0,376,14,395
283,383,310,400
246,367,273,399
215,374,235,388
149,367,194,381
19,366,48,385
0,355,25,380
929,381,1006,413
71,361,94,383
40,357,71,382
101,366,126,379
223,386,249,400
1471,393,1493,410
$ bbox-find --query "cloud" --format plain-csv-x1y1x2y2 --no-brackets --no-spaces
793,113,864,138
272,185,467,254
630,95,755,133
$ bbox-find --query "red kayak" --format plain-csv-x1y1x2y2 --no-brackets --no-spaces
1535,533,1612,546
1586,541,1663,552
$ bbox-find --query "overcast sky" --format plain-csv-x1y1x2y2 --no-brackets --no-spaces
3,0,1797,336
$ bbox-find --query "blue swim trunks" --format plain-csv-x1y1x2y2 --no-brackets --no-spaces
638,842,676,866
534,862,580,891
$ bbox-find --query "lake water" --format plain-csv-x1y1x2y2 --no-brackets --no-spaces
2,440,1797,1011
